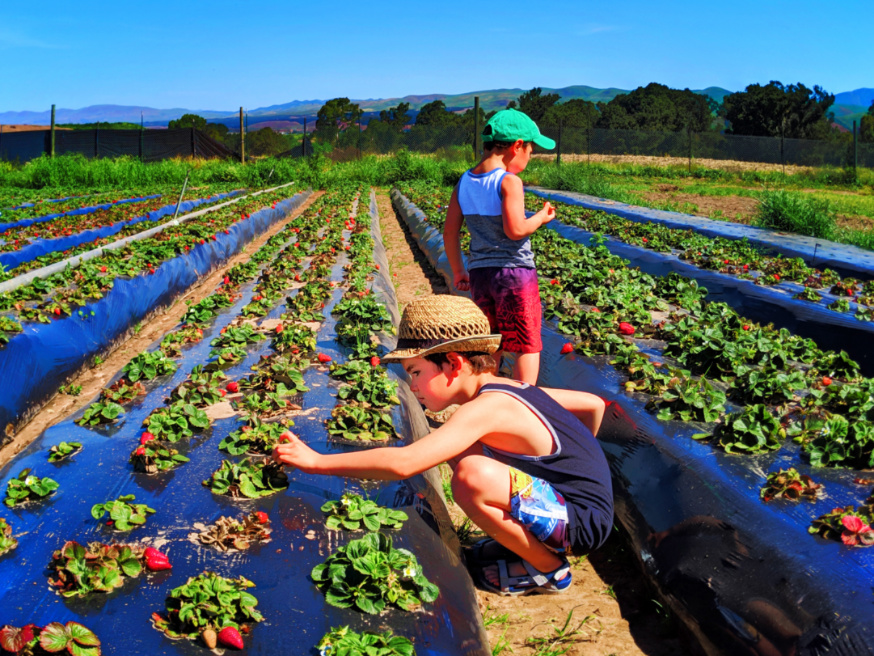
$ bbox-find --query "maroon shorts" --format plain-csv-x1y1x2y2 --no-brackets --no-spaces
469,267,542,354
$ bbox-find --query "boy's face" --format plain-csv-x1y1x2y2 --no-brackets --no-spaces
506,141,534,175
403,356,455,412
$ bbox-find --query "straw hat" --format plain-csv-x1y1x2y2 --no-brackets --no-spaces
382,296,502,362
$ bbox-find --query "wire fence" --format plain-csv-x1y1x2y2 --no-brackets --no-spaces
2,123,871,172
0,128,234,163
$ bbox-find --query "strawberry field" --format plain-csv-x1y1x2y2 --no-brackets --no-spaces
0,185,487,655
392,181,874,655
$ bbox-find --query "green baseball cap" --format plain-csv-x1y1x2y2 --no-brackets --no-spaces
482,108,556,150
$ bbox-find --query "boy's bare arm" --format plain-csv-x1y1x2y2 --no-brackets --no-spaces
539,387,606,436
272,400,495,479
501,175,555,240
443,187,469,291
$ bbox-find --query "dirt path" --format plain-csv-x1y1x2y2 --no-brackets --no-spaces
0,191,323,470
374,189,687,656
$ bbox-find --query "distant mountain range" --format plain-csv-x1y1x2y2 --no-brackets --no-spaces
1,85,870,132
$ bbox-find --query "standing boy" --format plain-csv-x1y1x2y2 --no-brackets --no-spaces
273,295,613,595
444,108,556,384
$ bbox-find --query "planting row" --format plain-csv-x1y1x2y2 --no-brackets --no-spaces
0,186,485,655
0,187,243,274
0,184,310,435
391,186,874,656
524,193,874,322
0,191,165,230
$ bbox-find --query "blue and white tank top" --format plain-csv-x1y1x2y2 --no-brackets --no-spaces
456,168,535,270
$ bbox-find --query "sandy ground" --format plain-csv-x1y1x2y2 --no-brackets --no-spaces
534,152,821,175
375,189,687,656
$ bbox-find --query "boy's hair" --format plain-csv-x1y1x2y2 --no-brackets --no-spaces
424,351,498,374
483,140,531,152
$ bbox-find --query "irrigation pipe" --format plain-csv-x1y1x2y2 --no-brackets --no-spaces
0,182,300,295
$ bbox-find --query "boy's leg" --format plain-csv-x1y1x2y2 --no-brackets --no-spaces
452,454,566,578
511,351,540,385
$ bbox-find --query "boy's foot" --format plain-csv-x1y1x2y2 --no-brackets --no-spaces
476,557,572,596
464,537,516,564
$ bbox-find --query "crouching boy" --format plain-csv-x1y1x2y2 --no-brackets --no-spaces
273,295,614,595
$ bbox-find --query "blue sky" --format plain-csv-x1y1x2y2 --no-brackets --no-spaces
2,0,871,112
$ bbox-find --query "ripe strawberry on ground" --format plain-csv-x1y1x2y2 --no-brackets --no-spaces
255,511,269,524
618,322,636,335
227,382,239,393
822,376,833,386
217,627,244,650
560,343,574,355
317,353,331,363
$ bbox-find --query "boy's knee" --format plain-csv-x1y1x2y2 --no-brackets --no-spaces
452,456,505,500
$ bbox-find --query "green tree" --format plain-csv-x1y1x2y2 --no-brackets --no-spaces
314,98,361,144
415,100,458,127
203,123,229,142
167,114,207,130
507,87,560,123
860,101,874,143
543,98,599,129
247,127,288,157
378,102,411,132
722,81,835,138
596,83,713,132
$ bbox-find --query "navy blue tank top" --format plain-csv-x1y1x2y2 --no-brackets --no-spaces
478,382,614,552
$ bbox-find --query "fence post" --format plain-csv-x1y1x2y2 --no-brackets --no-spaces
473,96,481,159
853,120,858,180
557,120,562,166
302,118,307,157
239,107,245,163
688,127,693,173
50,104,56,158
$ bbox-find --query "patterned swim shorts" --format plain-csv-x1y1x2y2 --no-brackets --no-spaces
469,267,542,354
508,468,570,553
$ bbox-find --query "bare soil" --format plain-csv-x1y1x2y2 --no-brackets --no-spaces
0,191,323,469
535,152,817,175
375,189,688,656
642,191,760,224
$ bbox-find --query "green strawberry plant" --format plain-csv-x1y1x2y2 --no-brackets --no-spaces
159,325,203,358
130,443,190,474
209,324,264,350
100,380,146,404
219,418,291,456
243,359,309,395
695,404,785,454
143,402,209,442
207,344,248,367
5,469,59,507
331,361,400,408
327,405,397,443
311,532,439,614
151,571,264,644
48,441,82,462
0,517,18,555
803,416,874,468
760,468,823,502
316,626,415,656
809,504,874,546
647,377,726,423
169,365,227,406
0,621,101,656
794,287,822,302
91,494,155,530
48,540,146,597
203,458,289,499
234,386,297,416
122,351,178,382
76,400,125,427
322,493,408,532
272,322,317,354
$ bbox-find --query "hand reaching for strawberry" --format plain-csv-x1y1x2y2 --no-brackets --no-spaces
272,431,320,473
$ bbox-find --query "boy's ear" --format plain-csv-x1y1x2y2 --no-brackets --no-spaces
444,351,465,376
512,139,526,153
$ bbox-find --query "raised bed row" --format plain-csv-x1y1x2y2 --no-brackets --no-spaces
0,185,311,438
0,193,164,231
0,185,486,655
0,188,243,272
391,186,874,656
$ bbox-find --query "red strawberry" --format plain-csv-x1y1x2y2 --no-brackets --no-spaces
275,323,284,334
135,447,146,456
200,239,206,245
223,276,230,285
100,265,107,273
375,264,380,270
143,547,166,561
822,376,833,386
219,389,227,397
317,353,332,363
227,381,239,393
618,322,635,335
642,237,648,243
255,511,269,524
370,356,380,367
742,325,750,331
560,343,574,355
217,627,244,650
774,274,781,281
591,307,600,313
225,229,230,234
144,547,171,571
550,279,558,285
53,308,61,316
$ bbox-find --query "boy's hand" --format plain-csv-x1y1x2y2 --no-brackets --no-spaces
453,268,471,292
272,431,319,472
542,201,556,224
